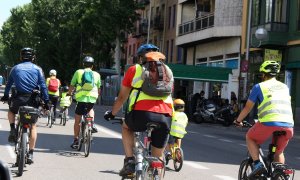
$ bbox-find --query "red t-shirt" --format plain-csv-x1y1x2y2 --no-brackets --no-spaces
123,65,172,116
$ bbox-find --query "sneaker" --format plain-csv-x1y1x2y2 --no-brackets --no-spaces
119,158,135,177
27,153,34,164
165,152,172,165
91,124,98,133
8,129,17,143
70,139,79,149
248,161,267,178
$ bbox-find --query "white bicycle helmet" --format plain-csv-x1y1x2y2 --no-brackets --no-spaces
49,69,57,76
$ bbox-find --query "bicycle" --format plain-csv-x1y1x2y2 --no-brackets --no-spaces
111,116,165,180
59,107,68,126
46,101,55,128
164,141,184,172
77,108,93,157
14,106,40,176
237,121,295,180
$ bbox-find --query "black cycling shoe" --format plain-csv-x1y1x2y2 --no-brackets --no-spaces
248,162,267,178
165,152,172,165
70,139,79,149
27,153,34,164
8,129,17,143
119,158,135,177
91,124,98,133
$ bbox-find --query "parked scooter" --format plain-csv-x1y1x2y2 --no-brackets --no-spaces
193,99,234,126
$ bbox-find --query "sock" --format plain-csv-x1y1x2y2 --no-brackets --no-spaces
29,149,34,154
10,123,15,130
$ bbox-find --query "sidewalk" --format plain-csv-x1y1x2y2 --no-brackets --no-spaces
1,85,300,140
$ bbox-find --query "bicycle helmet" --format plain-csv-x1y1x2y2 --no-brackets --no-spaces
20,47,34,61
137,44,159,56
174,99,185,112
83,56,94,67
62,86,69,92
49,69,57,76
259,60,280,76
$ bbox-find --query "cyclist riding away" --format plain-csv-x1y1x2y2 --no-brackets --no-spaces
165,99,188,163
234,60,294,177
59,86,71,119
68,56,101,149
46,69,61,122
0,47,50,164
104,43,174,177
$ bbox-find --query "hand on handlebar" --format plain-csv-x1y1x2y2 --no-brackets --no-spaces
104,111,115,121
0,95,9,102
233,119,243,127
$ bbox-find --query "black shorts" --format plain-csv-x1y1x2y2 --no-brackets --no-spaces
125,110,171,148
168,135,180,145
49,95,59,105
75,102,94,115
9,94,39,114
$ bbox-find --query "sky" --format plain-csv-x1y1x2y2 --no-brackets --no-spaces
0,0,31,29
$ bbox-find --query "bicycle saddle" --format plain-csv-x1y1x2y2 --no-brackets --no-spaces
273,131,286,136
146,122,161,130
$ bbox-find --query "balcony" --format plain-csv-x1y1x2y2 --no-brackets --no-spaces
153,15,164,31
132,19,148,37
178,13,214,36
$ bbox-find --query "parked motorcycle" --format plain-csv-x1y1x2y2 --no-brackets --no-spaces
193,99,234,126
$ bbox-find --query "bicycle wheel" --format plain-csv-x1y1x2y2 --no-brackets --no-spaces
17,130,27,176
272,170,290,180
135,170,143,180
47,112,50,126
173,148,184,172
63,111,67,126
50,107,55,128
77,122,85,151
84,127,92,157
238,158,253,180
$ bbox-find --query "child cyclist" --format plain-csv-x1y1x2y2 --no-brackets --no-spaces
59,86,72,119
165,99,188,164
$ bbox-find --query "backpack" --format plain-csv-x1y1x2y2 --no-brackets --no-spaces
48,78,59,92
81,70,95,90
140,52,173,97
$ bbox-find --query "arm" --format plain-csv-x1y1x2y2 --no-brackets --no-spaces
68,71,78,95
236,99,255,123
111,85,132,116
4,71,14,96
38,68,49,101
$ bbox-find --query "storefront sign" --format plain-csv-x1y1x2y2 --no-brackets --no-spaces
264,49,282,62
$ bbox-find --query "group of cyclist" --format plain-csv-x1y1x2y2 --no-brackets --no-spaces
0,43,295,179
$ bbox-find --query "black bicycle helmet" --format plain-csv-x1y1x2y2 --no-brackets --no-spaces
62,86,69,92
21,47,34,61
259,60,280,76
137,44,159,56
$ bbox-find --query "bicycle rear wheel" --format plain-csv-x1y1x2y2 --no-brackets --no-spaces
63,111,67,126
173,148,184,172
84,127,92,157
17,130,27,176
272,170,290,180
77,122,85,151
238,158,253,180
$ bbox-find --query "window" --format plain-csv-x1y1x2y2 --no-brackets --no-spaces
225,59,239,69
197,57,207,63
265,0,272,23
298,0,300,30
172,5,176,28
252,0,261,26
265,0,288,23
165,40,169,63
170,39,174,63
168,6,171,29
177,47,183,63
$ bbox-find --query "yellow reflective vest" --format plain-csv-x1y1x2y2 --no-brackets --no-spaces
170,111,188,138
258,78,294,125
60,92,71,107
128,64,173,112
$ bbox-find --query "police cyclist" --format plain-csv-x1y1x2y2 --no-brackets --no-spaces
68,56,101,148
0,47,50,163
234,60,294,177
104,43,174,177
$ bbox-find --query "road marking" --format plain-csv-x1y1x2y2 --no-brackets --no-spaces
214,175,236,180
97,125,122,139
203,134,217,138
219,139,233,143
0,123,2,129
239,143,247,147
6,144,16,159
184,161,209,169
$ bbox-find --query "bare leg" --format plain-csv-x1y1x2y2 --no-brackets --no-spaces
122,123,134,157
29,124,37,150
8,111,16,124
274,153,285,164
74,114,81,138
246,134,260,161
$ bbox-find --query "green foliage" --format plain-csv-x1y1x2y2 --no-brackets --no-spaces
0,0,139,83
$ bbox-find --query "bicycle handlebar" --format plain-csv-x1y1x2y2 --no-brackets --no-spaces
234,120,253,127
110,117,125,124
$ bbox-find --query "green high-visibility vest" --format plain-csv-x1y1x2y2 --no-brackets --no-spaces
170,111,188,138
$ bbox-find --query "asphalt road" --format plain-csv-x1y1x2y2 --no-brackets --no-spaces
0,88,299,180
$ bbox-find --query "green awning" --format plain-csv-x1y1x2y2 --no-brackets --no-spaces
167,64,232,82
286,61,300,69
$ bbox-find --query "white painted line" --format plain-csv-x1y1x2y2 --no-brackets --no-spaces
214,175,236,180
97,125,122,139
219,139,233,143
203,134,217,138
184,161,209,170
6,144,16,159
0,123,2,129
239,143,247,147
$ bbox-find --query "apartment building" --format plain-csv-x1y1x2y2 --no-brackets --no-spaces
241,0,300,123
176,0,243,102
